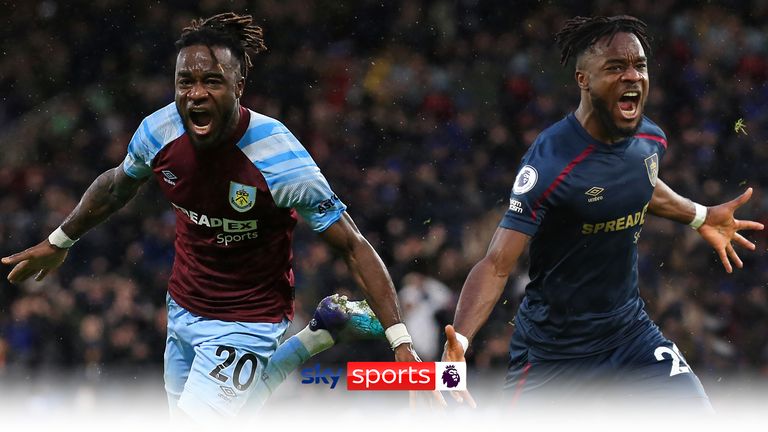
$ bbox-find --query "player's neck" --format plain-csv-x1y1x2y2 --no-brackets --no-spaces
222,103,242,141
224,102,240,139
575,101,620,145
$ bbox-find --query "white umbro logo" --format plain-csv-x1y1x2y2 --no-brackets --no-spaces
585,187,604,203
161,170,178,186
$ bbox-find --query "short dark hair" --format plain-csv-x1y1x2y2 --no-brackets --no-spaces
175,12,267,78
555,15,651,67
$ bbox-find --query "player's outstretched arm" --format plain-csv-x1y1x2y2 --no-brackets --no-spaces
450,227,529,346
649,180,764,273
2,165,147,283
442,227,529,406
319,212,405,331
696,188,764,273
319,212,446,408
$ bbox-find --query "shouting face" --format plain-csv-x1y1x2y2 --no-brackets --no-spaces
576,32,649,141
175,45,245,149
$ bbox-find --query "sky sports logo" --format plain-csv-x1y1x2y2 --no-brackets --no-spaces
301,362,466,391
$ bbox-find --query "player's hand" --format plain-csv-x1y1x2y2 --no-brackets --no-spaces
697,187,764,273
394,343,447,410
441,324,477,408
2,240,69,283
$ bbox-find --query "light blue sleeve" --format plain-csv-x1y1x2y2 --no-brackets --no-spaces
239,118,347,232
122,118,156,179
122,103,184,179
272,167,347,232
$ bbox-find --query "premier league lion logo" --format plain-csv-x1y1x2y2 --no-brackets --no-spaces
441,364,460,388
513,165,538,195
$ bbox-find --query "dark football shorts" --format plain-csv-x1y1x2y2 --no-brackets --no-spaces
503,321,712,413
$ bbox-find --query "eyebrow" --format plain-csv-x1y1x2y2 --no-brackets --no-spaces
604,56,648,64
176,70,226,78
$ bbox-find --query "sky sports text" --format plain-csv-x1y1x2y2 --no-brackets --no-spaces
301,362,466,391
300,364,343,389
348,362,466,391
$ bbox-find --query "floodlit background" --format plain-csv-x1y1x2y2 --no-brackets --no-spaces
1,0,767,423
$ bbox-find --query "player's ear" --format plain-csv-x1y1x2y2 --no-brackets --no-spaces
575,53,590,91
236,77,245,99
575,69,589,91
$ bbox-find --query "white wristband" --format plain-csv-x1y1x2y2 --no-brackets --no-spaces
454,331,469,353
48,226,78,249
689,202,707,230
384,323,412,350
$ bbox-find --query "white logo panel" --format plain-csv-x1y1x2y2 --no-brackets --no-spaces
513,165,538,195
435,362,467,391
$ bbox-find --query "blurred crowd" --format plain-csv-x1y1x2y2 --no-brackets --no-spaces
1,0,767,388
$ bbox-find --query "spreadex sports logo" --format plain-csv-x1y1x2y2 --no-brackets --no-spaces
346,362,466,391
172,203,258,246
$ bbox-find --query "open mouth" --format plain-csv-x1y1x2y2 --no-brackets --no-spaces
188,109,213,135
617,91,641,120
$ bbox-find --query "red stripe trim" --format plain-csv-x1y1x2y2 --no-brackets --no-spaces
635,133,667,149
510,362,532,407
531,145,596,221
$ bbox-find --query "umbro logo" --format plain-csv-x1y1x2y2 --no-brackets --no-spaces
217,385,238,402
219,386,237,398
585,187,604,203
161,170,178,186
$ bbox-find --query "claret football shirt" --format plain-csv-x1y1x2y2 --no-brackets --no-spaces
123,103,346,322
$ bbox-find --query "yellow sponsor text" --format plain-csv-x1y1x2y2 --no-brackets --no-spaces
582,203,649,235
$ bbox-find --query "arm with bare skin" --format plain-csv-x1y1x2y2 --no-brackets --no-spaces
320,212,447,408
2,166,147,283
649,180,764,273
441,227,531,407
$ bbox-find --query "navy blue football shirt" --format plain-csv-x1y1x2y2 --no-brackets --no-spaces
501,113,667,360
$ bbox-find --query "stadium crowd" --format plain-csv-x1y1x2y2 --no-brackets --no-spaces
1,0,767,391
